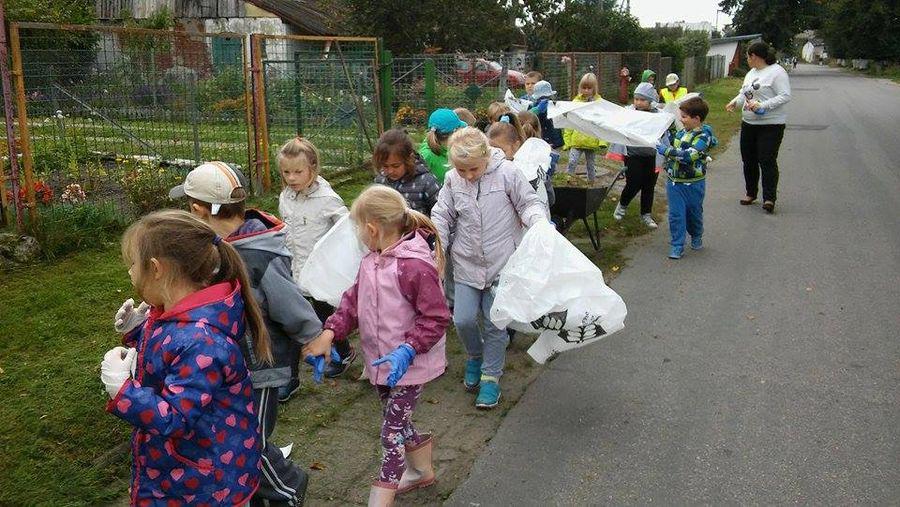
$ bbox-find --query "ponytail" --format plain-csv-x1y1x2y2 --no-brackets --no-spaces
427,129,448,155
403,209,445,276
488,113,525,145
214,241,273,365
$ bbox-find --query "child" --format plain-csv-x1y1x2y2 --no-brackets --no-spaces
522,70,543,102
660,73,688,103
419,108,467,184
519,110,556,207
529,80,564,150
656,96,718,259
431,127,546,409
277,138,356,382
488,115,551,218
103,209,267,506
487,101,512,124
169,162,321,504
607,82,668,229
454,107,477,126
564,73,608,182
374,128,441,215
302,185,450,506
641,69,656,85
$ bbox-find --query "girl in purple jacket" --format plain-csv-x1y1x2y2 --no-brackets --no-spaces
101,210,271,506
302,186,451,506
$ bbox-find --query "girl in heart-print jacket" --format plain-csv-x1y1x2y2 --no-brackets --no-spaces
107,280,262,506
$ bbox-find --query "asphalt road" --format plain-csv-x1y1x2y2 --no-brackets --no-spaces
447,65,900,505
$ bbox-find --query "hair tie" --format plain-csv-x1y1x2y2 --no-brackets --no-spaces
213,235,223,246
500,114,511,124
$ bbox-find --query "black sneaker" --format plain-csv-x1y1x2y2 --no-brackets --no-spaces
324,347,358,379
277,378,301,403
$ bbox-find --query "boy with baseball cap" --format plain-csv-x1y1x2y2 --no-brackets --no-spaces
170,161,323,505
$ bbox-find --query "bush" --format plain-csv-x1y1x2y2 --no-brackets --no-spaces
730,67,748,78
32,201,129,259
119,161,187,215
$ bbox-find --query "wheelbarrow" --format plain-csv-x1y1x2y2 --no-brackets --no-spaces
550,169,626,250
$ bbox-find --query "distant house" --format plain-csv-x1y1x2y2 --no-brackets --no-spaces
93,0,336,72
707,34,762,74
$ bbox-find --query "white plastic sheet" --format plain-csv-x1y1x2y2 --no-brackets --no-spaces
512,138,551,216
548,98,675,148
504,89,532,113
490,221,627,363
298,214,367,307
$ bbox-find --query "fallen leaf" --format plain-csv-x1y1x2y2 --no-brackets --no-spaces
805,287,813,292
426,398,439,404
39,414,48,420
611,265,620,272
0,365,4,374
746,314,756,320
310,461,326,470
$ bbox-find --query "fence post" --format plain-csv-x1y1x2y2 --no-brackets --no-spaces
241,35,255,193
378,43,393,130
250,34,271,192
499,54,508,97
0,1,21,229
9,23,36,226
293,51,303,136
424,58,435,113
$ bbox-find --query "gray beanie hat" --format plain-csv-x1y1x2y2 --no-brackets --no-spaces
633,82,659,102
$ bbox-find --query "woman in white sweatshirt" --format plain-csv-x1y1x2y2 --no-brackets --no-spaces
726,41,791,213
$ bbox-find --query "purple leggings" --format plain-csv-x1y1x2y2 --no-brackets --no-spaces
375,384,424,486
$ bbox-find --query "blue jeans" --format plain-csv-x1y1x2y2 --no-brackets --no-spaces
666,179,705,249
566,148,597,180
453,283,509,379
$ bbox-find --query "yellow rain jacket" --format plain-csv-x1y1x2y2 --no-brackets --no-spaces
563,94,609,150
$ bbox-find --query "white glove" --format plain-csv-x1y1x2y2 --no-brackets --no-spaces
114,298,150,334
101,346,137,398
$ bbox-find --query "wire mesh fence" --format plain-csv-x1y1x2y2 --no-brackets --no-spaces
254,35,379,183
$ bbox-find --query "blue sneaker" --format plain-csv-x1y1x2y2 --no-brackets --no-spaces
475,378,501,409
690,236,703,250
668,246,683,259
464,358,482,392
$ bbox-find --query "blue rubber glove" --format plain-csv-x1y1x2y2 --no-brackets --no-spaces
371,344,416,388
304,347,341,384
655,143,668,156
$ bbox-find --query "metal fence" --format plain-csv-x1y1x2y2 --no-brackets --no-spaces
682,55,728,89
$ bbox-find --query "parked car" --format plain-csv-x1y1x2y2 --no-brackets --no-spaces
455,58,526,87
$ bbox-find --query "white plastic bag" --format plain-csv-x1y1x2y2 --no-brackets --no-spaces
512,138,551,217
490,221,627,363
548,98,674,148
298,214,367,307
504,89,532,113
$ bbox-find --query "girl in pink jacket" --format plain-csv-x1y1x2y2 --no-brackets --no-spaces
302,185,450,506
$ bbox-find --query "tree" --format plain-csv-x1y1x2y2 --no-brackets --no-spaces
529,1,647,52
679,31,710,58
718,0,824,52
819,0,900,60
343,0,522,53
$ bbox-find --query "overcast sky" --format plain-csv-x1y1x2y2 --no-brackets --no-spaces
629,0,733,30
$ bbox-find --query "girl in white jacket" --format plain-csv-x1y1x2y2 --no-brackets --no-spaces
277,137,354,396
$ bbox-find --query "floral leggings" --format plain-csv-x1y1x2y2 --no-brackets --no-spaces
375,384,424,486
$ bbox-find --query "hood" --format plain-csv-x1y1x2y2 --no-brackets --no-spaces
227,209,292,257
153,280,247,340
641,69,656,82
382,229,436,264
485,147,507,175
702,124,719,148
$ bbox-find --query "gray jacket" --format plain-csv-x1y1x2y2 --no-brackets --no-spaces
432,148,546,290
229,210,323,388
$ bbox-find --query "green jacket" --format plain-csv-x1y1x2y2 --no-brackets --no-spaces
419,139,450,184
563,94,608,150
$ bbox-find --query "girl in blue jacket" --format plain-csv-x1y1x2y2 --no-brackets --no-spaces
101,210,271,506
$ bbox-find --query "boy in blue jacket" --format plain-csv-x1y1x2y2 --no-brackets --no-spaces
656,97,718,259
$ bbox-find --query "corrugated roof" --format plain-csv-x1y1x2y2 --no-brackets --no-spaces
246,0,332,35
709,34,763,45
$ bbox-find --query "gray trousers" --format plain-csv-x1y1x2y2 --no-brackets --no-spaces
250,388,308,506
453,283,509,379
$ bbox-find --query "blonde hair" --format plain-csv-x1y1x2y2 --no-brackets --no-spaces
578,73,599,99
518,111,542,139
487,102,512,123
448,127,491,166
426,129,451,155
277,137,320,174
350,185,445,275
453,107,477,126
121,210,273,365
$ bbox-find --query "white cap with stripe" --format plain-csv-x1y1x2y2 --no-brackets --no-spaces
169,161,246,215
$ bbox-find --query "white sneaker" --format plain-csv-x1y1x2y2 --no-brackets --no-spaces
613,203,626,221
641,213,658,229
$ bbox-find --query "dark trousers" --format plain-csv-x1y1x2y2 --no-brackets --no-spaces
251,387,308,506
740,122,785,202
289,299,351,379
620,155,659,214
